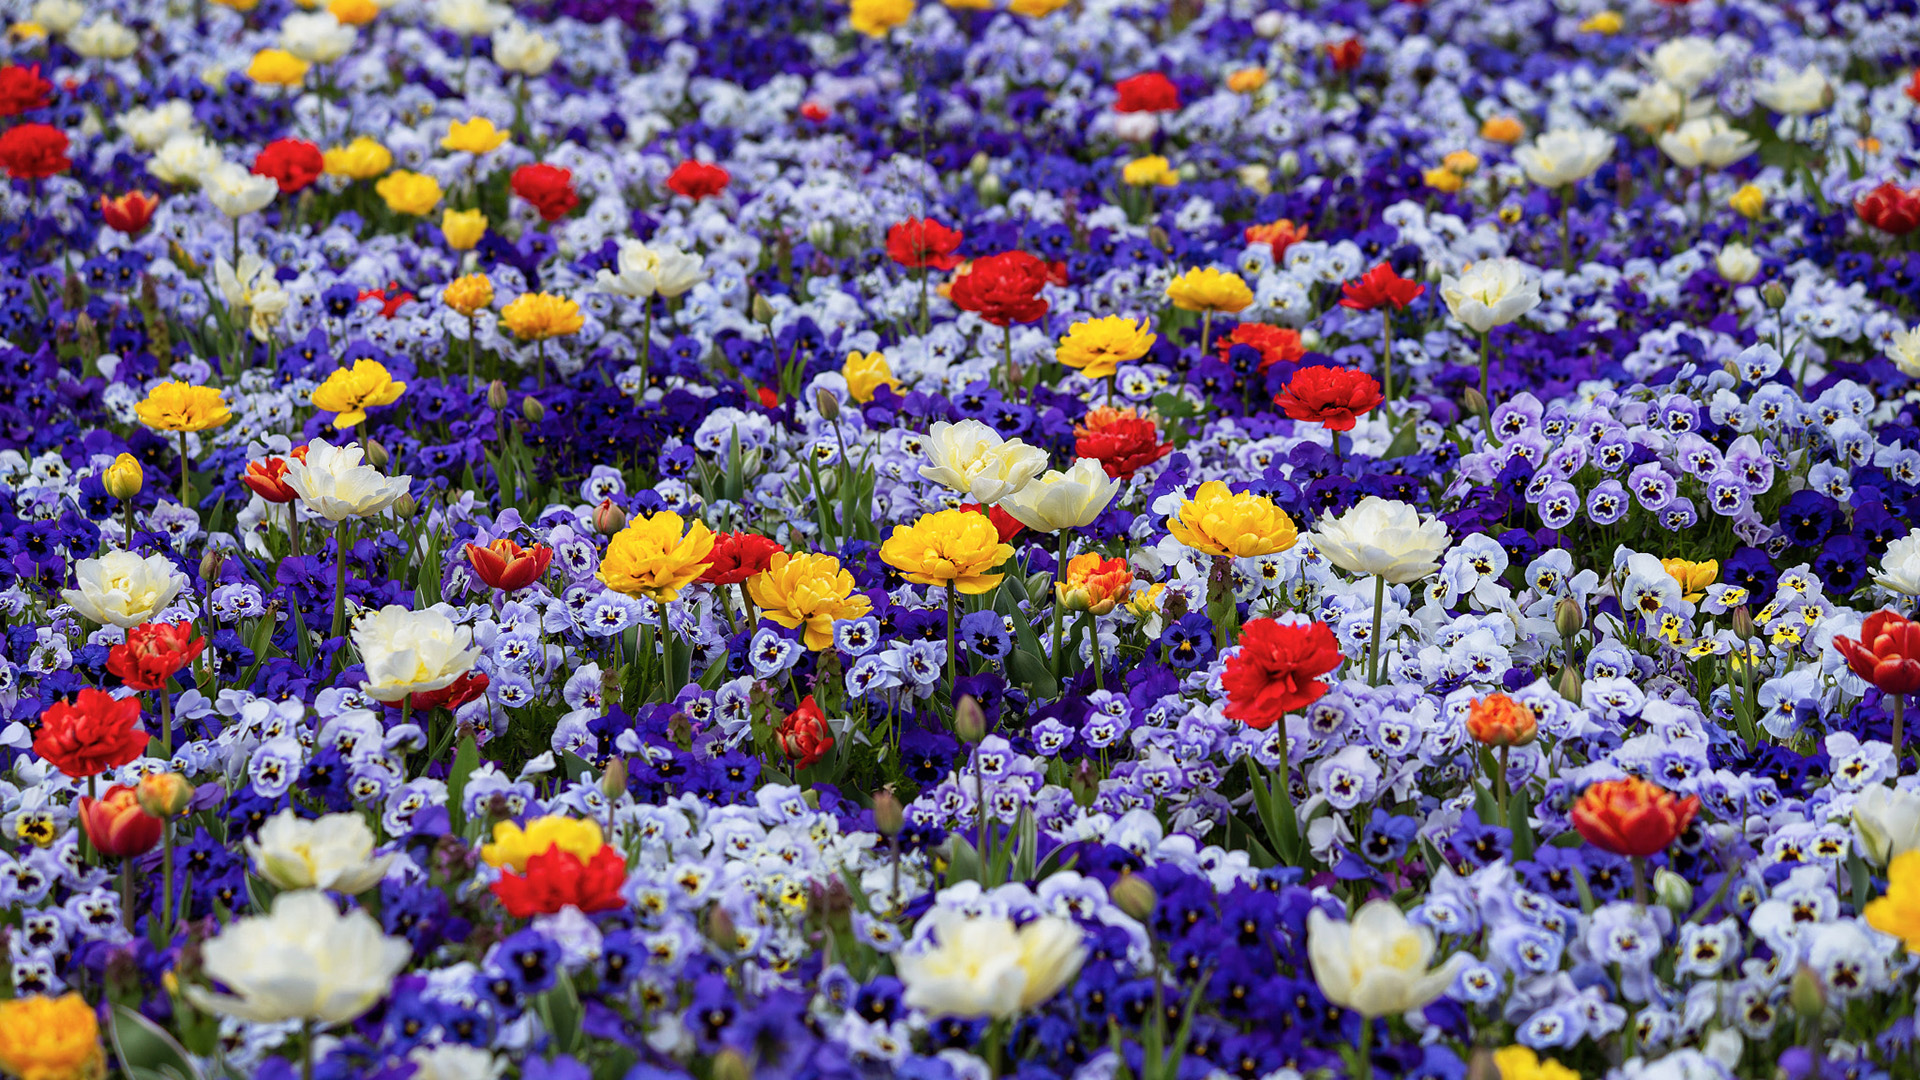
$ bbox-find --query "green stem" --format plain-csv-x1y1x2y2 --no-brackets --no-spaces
177,430,189,506
1367,575,1385,686
160,688,173,758
331,523,349,643
1052,531,1068,679
1356,1017,1372,1080
1199,309,1213,360
1478,331,1491,401
1380,314,1393,403
120,858,134,932
945,582,958,698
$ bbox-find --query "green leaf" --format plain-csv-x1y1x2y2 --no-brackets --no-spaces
944,833,983,884
110,1004,205,1080
1380,414,1422,459
543,969,583,1055
446,735,479,834
1506,785,1535,861
1008,649,1059,698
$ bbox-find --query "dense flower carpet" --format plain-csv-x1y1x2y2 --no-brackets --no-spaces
0,0,1918,1078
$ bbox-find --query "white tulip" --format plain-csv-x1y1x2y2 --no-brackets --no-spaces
246,810,394,894
353,605,481,702
997,457,1120,533
283,438,412,522
119,100,198,151
280,11,357,64
1752,64,1831,116
69,17,137,58
1307,900,1467,1018
30,0,84,34
1312,497,1452,583
408,1044,507,1080
1439,258,1541,334
1658,116,1758,170
493,21,560,76
186,890,410,1024
61,550,186,628
148,133,222,186
918,419,1049,505
1715,243,1760,285
203,161,279,219
897,909,1086,1019
433,0,511,36
1885,327,1920,381
595,239,708,301
1514,128,1613,189
1617,81,1687,130
1853,785,1920,866
1644,37,1721,94
1875,528,1920,595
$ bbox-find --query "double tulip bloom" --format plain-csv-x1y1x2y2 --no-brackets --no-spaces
777,696,834,769
1273,365,1384,433
1220,616,1344,730
880,509,1016,594
1056,554,1132,615
1569,777,1700,857
599,511,717,602
1166,481,1298,559
747,552,872,650
105,620,205,691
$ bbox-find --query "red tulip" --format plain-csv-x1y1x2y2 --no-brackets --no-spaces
35,689,148,780
949,251,1053,327
1570,777,1699,857
1218,323,1305,372
958,502,1025,545
242,456,300,503
777,696,834,769
491,845,627,918
0,122,69,180
464,538,553,591
1835,611,1920,695
106,621,206,692
99,191,160,235
1221,618,1344,730
1339,262,1426,312
1326,39,1365,72
253,138,326,194
407,670,490,713
1857,183,1920,236
799,102,829,123
1114,72,1180,114
79,785,164,858
665,160,730,201
1274,366,1384,432
886,218,965,271
0,64,53,117
700,532,784,586
1074,407,1173,480
511,163,579,222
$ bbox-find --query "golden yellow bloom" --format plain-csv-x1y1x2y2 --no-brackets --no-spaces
1443,150,1480,175
374,170,443,215
1424,166,1465,192
480,816,604,873
1121,155,1180,188
942,0,992,8
598,511,716,602
103,454,143,500
443,274,494,316
1577,11,1623,34
0,993,105,1080
747,552,874,650
311,359,406,429
1661,558,1718,603
247,48,311,86
1009,0,1070,14
1730,183,1765,220
1164,267,1253,314
843,351,900,403
8,22,47,41
880,509,1016,595
1166,480,1298,558
1868,850,1920,952
323,137,392,180
214,0,261,9
329,0,379,25
849,0,913,36
442,117,509,154
1480,115,1525,144
1226,67,1268,94
500,292,584,341
1056,315,1156,379
1126,581,1165,620
441,208,488,251
135,382,232,433
1493,1045,1581,1080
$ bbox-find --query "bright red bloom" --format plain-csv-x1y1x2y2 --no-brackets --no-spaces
700,532,784,586
1220,618,1344,730
106,621,206,692
34,688,148,779
800,102,829,123
949,251,1052,326
1570,777,1700,857
1075,406,1173,480
778,696,834,770
243,455,300,503
756,386,780,408
1274,366,1384,432
357,282,415,318
252,138,325,194
1856,183,1920,236
79,785,164,858
511,163,579,222
1339,262,1426,312
491,845,627,918
665,159,730,201
1835,610,1920,695
1326,39,1366,73
0,65,53,117
959,502,1025,545
0,122,69,180
1218,323,1305,372
464,538,553,591
407,670,490,713
1907,70,1920,105
887,218,965,271
1114,72,1180,114
99,191,159,235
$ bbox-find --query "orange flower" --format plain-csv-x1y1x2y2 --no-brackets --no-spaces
1466,693,1537,747
1243,219,1309,258
1569,777,1699,857
464,538,553,592
1480,115,1526,144
79,784,164,858
1056,553,1132,615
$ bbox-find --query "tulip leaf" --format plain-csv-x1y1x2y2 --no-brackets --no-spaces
539,970,583,1055
110,1004,205,1080
1849,852,1872,910
944,833,983,885
1381,414,1422,460
446,735,479,834
1506,785,1535,861
1008,649,1059,698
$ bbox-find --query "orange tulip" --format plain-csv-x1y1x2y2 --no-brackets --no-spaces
1466,693,1537,747
1570,777,1699,858
464,538,553,592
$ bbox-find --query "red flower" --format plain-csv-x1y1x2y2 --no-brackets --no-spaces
949,251,1052,326
99,191,159,235
0,65,53,117
243,455,300,503
1220,618,1344,730
252,138,325,194
106,621,206,692
1856,182,1920,236
1339,262,1426,312
0,122,69,180
1907,70,1920,105
1274,366,1384,432
959,502,1026,544
1834,610,1920,695
1244,220,1309,258
665,159,730,201
1074,407,1173,480
886,218,965,271
1570,777,1700,857
778,696,834,770
700,532,784,586
491,845,627,918
34,688,148,779
1326,39,1366,73
800,102,829,123
79,785,164,859
464,538,553,591
1114,72,1180,114
1218,323,1305,372
511,163,579,222
756,386,780,408
407,670,490,713
357,282,415,318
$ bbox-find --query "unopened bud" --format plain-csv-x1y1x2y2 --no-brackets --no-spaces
521,395,545,422
1789,964,1826,1020
104,453,143,500
954,694,986,744
806,219,834,249
968,151,991,179
1554,597,1584,639
751,293,775,324
600,757,627,802
199,549,226,584
1761,280,1787,310
1462,386,1488,419
1556,663,1582,705
815,387,840,421
1147,225,1171,252
1276,150,1300,178
705,905,738,953
135,773,195,818
872,788,904,837
1653,868,1693,914
393,493,417,518
487,380,510,410
594,498,627,535
363,436,388,470
1731,605,1754,640
978,173,1003,201
1110,871,1157,921
711,1049,751,1080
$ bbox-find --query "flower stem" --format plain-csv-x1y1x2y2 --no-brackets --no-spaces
331,523,349,643
177,430,189,506
1356,1017,1372,1080
120,858,134,932
1478,331,1491,401
1052,531,1069,679
1895,694,1906,764
160,688,173,758
1367,574,1385,686
945,582,958,698
1379,314,1393,403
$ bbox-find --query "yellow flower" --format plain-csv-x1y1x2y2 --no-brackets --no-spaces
1121,155,1180,188
1056,316,1156,379
1493,1045,1581,1080
598,511,716,602
1009,0,1070,14
880,509,1016,595
1166,480,1298,558
135,382,232,433
1730,183,1765,220
103,454,143,500
1480,115,1526,144
374,170,443,215
1226,67,1268,94
441,208,488,251
329,0,379,25
1424,166,1465,192
747,552,874,650
942,0,991,7
500,292,584,340
1661,558,1718,603
323,137,392,180
443,274,494,316
1443,150,1480,175
0,993,105,1080
8,22,47,41
311,359,406,429
442,117,509,154
843,351,900,403
1126,581,1165,620
247,48,311,86
214,0,261,9
849,0,913,36
1577,11,1623,34
480,816,604,873
1164,267,1253,314
1868,850,1920,951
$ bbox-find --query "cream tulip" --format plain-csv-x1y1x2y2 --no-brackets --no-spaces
1752,65,1831,116
149,134,222,186
352,605,481,702
70,17,137,59
1852,785,1920,866
61,550,187,628
1715,243,1760,285
29,0,84,34
1514,128,1614,189
918,419,1049,505
280,11,357,64
283,438,412,522
1885,328,1920,381
186,890,410,1024
897,909,1086,1019
997,457,1120,533
1307,900,1467,1018
120,101,198,151
1312,497,1452,583
432,0,511,36
1875,528,1920,595
493,21,560,76
1439,258,1541,334
245,809,395,894
1617,81,1687,131
595,239,709,300
1657,116,1758,170
203,161,279,219
1643,37,1721,94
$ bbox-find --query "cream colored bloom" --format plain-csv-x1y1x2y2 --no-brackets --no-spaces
70,17,137,58
1644,36,1721,93
352,604,481,702
185,890,410,1023
280,11,357,63
1715,243,1760,284
1307,900,1467,1018
1312,497,1452,583
433,0,510,35
1617,81,1687,130
1440,258,1541,334
246,810,394,894
61,550,186,628
1753,64,1830,116
918,419,1049,505
30,0,84,34
1853,785,1920,866
119,100,198,151
149,134,222,186
1658,116,1758,169
283,438,411,521
1875,527,1920,594
408,1045,507,1080
493,21,559,75
997,457,1120,533
594,239,708,300
1514,127,1613,188
203,161,279,218
897,909,1086,1019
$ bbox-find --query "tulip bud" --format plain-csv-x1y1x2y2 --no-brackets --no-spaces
136,773,196,818
104,453,143,500
1147,225,1171,252
594,498,627,535
1555,596,1584,639
1731,605,1754,640
806,220,834,250
1276,150,1300,178
1466,1048,1498,1080
393,493,417,518
363,436,389,469
80,785,163,858
705,904,738,953
521,395,545,423
200,549,226,585
1653,868,1693,914
751,293,775,324
815,387,840,421
954,694,986,744
1462,386,1488,420
600,757,627,802
487,380,510,410
1789,964,1826,1019
1110,871,1157,921
1761,280,1787,310
978,174,1003,203
1298,328,1323,351
711,1050,751,1080
1556,663,1582,704
872,788,904,838
968,151,991,179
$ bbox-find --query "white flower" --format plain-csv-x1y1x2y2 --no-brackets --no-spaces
119,100,198,151
1312,497,1452,583
918,419,1049,504
148,134,222,186
246,810,394,894
284,438,412,522
1715,243,1760,285
1514,128,1614,189
69,17,137,58
1657,116,1758,170
1885,328,1920,381
185,889,410,1023
352,605,481,702
997,457,1120,533
203,161,279,218
1644,37,1721,93
1440,258,1541,334
61,550,186,628
433,0,511,36
1852,784,1920,866
493,21,560,76
249,283,289,343
280,11,357,63
30,0,84,34
1752,64,1830,116
408,1045,506,1080
1307,900,1467,1018
1617,81,1687,130
897,909,1086,1019
595,239,708,300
